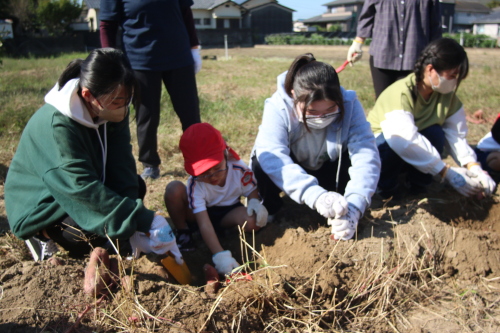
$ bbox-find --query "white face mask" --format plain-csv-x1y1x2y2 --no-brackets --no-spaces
305,114,336,129
429,72,457,94
94,96,131,122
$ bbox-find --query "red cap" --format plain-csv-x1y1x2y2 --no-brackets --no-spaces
180,123,232,176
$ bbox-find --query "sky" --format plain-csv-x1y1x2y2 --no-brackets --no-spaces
279,0,328,21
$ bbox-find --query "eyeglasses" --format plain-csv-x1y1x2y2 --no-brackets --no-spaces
193,163,228,181
305,111,340,120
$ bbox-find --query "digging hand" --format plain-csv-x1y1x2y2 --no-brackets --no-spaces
347,39,363,65
468,164,496,196
444,166,482,197
328,204,361,241
130,231,152,259
212,250,240,275
315,191,348,219
148,215,183,264
246,198,269,227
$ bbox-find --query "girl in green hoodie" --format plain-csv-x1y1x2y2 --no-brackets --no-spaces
5,48,182,263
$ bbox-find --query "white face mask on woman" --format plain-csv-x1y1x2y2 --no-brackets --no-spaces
429,72,457,94
303,112,338,129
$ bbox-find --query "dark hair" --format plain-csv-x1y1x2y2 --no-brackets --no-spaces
414,38,469,91
58,48,137,104
284,53,344,131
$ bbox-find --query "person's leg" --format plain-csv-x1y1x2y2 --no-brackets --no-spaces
134,70,163,168
43,175,148,258
45,216,108,258
251,155,284,215
164,180,197,251
370,56,411,99
309,150,351,194
405,124,445,189
164,181,196,230
162,65,200,131
376,134,407,198
219,206,259,232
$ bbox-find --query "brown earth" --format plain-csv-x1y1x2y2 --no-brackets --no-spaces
1,178,500,332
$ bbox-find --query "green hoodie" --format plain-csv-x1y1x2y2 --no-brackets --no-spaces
5,79,154,240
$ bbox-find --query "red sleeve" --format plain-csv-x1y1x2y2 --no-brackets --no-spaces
182,6,199,47
100,20,119,48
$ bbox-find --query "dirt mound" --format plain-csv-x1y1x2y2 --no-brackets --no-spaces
2,187,500,332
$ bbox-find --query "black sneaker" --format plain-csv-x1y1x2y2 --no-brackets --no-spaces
177,229,196,252
25,236,59,261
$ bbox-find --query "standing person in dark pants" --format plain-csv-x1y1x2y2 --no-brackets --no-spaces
100,0,202,180
347,0,442,99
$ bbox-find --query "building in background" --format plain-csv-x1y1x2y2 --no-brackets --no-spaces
472,8,500,40
302,0,364,34
454,1,490,32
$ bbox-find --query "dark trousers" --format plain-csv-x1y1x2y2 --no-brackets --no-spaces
134,65,200,167
45,175,147,258
370,56,412,99
251,151,351,215
376,124,445,193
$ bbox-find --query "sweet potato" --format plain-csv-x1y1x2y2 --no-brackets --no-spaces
84,247,110,295
203,264,220,297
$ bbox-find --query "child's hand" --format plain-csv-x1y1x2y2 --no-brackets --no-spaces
212,250,240,275
246,198,269,227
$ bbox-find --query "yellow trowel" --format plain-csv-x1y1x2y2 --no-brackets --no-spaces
161,252,192,285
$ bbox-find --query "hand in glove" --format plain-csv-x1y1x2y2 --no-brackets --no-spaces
130,231,152,259
247,198,269,227
468,164,496,196
191,48,202,74
148,215,183,264
347,39,363,64
315,192,348,219
212,250,240,275
328,204,361,241
444,166,482,197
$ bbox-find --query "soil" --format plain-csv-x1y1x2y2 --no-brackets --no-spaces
2,175,500,332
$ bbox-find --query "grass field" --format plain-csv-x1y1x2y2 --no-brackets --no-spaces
1,45,500,332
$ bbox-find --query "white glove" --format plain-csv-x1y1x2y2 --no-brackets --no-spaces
328,204,361,241
212,250,240,275
444,166,482,197
148,215,183,264
191,48,202,74
314,192,348,219
130,231,152,259
347,40,363,64
246,198,269,227
468,165,496,196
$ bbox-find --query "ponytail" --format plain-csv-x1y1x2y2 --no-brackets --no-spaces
284,53,316,97
58,59,84,89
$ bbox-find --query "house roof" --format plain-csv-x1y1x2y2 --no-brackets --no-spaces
242,2,295,12
303,13,352,24
455,1,490,14
84,0,100,9
192,0,239,10
323,0,364,6
472,10,500,24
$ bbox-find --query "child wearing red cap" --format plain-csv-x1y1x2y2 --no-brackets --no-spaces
164,123,268,276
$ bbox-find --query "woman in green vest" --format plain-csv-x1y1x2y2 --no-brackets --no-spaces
367,38,495,199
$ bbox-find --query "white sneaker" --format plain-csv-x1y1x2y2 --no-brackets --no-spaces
25,237,59,261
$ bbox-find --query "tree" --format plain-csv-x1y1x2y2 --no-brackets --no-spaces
36,0,82,35
487,0,500,9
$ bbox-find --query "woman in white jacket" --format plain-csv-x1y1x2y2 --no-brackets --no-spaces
251,53,381,241
368,38,495,199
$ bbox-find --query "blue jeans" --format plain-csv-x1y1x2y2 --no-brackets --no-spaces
376,124,445,194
